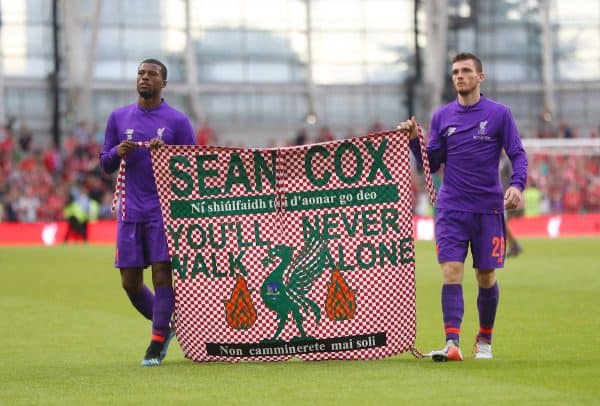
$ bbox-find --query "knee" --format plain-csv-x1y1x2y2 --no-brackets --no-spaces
153,275,171,288
152,263,172,288
476,269,496,288
441,262,464,284
121,279,143,295
120,272,143,295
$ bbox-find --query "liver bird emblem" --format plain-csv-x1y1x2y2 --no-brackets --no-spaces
260,236,326,343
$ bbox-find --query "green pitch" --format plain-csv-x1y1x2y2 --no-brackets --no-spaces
1,238,599,404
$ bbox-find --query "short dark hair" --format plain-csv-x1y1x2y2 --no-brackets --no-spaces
139,58,168,80
452,52,483,73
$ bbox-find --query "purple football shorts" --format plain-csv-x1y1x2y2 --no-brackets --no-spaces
435,208,506,269
114,219,170,268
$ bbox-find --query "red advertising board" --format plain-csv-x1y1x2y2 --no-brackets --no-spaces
1,214,599,246
0,221,116,246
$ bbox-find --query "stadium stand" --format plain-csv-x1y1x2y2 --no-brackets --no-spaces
1,119,599,223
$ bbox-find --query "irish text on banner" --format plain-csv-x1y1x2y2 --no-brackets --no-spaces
151,130,417,362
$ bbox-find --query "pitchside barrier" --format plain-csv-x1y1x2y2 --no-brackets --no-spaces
146,129,434,362
2,213,599,245
2,213,600,245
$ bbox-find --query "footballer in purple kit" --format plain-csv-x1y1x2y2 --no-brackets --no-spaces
398,52,528,361
99,58,196,366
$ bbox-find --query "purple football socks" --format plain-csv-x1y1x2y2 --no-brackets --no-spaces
152,286,174,339
477,282,499,344
442,284,464,344
126,285,154,320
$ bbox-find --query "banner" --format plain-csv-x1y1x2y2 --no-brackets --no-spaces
151,131,418,362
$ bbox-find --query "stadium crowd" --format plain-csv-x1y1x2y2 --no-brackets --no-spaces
0,119,113,224
1,118,599,223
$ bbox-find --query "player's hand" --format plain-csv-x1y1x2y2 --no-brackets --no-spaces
148,137,165,150
504,186,522,210
117,140,137,157
397,116,418,140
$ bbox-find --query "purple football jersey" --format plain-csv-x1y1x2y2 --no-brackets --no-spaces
100,100,196,221
410,95,528,213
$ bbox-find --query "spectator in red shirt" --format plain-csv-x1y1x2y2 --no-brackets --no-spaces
584,178,600,212
196,120,217,146
563,183,583,213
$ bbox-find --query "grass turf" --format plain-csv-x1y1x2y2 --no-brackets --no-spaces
1,238,599,405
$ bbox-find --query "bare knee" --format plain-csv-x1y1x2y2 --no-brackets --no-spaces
152,262,172,288
476,269,496,288
120,268,144,295
441,261,464,284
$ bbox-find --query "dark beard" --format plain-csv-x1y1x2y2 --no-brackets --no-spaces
138,88,156,99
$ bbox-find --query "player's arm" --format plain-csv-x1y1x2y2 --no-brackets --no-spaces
501,108,528,209
99,113,124,173
399,115,446,173
179,117,198,145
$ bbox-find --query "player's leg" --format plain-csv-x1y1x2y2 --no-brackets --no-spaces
429,209,470,362
75,219,86,240
429,261,465,361
441,261,465,344
473,268,497,359
504,210,522,257
506,225,522,257
63,218,75,242
505,223,516,250
470,212,504,359
140,263,173,366
120,267,153,319
116,221,154,320
150,262,174,345
81,220,89,243
141,219,175,366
